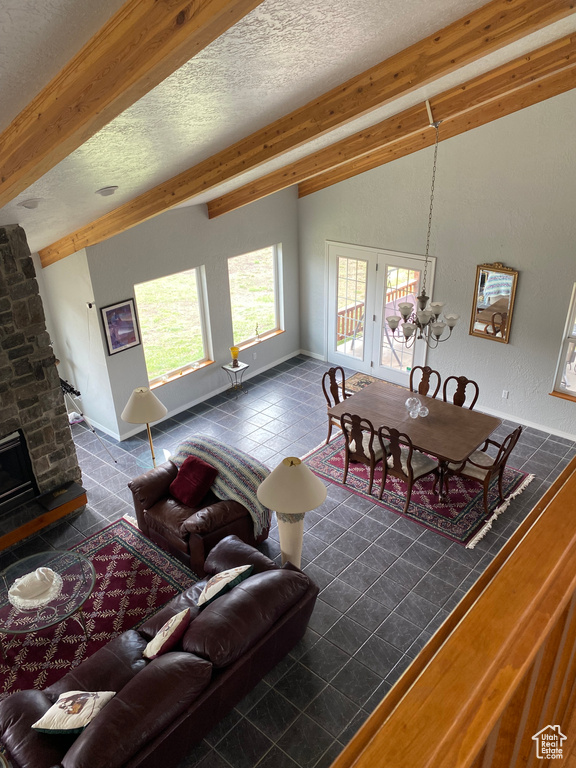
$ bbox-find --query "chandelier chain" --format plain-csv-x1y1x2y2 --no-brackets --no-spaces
423,122,440,293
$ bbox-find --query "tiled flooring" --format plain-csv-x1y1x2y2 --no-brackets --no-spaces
2,355,575,768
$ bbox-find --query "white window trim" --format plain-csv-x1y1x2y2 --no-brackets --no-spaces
137,265,213,388
228,244,282,347
552,282,576,396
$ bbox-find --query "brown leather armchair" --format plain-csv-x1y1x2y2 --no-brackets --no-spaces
128,461,270,576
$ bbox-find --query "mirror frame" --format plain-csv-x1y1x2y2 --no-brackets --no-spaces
469,262,518,344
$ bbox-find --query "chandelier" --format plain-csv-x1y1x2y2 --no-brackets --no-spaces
386,101,459,349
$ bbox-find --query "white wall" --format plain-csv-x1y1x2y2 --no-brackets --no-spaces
298,89,576,438
82,188,300,438
34,249,116,432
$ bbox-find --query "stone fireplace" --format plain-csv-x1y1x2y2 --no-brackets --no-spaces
0,224,82,538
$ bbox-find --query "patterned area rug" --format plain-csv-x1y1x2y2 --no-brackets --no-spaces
0,519,196,697
305,436,533,547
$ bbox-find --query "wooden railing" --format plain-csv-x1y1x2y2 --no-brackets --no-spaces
386,277,419,304
337,302,365,342
331,456,576,768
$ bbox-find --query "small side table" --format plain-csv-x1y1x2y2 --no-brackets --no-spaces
222,361,249,391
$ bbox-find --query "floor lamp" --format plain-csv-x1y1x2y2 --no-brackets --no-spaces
257,457,327,569
121,387,167,467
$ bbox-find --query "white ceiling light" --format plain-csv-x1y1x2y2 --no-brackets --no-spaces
95,186,119,196
18,198,43,209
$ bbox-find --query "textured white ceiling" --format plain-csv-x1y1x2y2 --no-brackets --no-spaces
0,0,574,254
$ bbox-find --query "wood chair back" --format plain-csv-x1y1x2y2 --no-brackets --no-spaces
322,366,350,444
322,366,347,408
491,424,523,472
409,365,441,398
341,412,381,495
378,426,413,483
443,375,479,409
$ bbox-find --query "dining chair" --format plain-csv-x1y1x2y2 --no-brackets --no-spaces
443,375,479,409
409,365,441,398
341,413,384,495
441,425,523,515
377,426,439,515
322,366,350,444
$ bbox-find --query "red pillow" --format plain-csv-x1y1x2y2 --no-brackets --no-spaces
169,456,218,507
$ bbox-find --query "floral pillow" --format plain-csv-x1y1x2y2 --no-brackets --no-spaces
143,607,191,660
197,565,253,608
32,690,115,734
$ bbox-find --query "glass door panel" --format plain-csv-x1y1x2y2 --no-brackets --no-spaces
336,255,367,360
373,253,430,386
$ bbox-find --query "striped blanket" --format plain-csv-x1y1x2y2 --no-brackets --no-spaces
171,437,271,538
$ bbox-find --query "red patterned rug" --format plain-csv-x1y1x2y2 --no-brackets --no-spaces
305,436,533,547
0,519,196,697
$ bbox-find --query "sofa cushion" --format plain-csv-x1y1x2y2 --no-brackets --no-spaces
197,565,253,607
182,569,310,668
143,608,191,659
204,534,277,576
169,456,218,508
32,691,115,735
61,653,212,768
44,630,147,700
138,583,205,640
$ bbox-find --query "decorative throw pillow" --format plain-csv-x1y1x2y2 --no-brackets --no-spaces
31,690,115,734
197,565,253,608
169,455,218,508
143,607,191,660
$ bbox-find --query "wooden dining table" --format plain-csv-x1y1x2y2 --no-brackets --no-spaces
327,379,501,499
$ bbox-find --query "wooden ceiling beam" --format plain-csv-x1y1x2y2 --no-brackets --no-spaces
298,63,576,197
207,33,576,217
0,0,266,208
38,0,576,266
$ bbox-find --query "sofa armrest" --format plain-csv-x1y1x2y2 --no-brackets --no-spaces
128,461,178,511
204,534,277,575
0,689,74,768
62,653,212,768
180,500,249,537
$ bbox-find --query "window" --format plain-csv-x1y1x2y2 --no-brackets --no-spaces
228,245,280,346
134,267,211,385
553,284,576,399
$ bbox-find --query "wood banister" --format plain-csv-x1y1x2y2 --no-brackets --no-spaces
332,456,576,768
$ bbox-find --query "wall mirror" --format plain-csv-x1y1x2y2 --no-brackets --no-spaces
469,262,518,344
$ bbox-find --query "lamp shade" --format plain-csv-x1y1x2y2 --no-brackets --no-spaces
257,457,326,515
121,387,167,424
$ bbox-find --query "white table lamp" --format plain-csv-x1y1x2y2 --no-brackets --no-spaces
121,386,167,467
257,457,327,568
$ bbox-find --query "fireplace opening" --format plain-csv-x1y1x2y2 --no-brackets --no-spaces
0,430,39,517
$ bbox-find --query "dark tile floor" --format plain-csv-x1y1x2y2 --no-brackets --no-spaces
2,355,575,768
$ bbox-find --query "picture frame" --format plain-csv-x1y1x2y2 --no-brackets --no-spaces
100,299,141,356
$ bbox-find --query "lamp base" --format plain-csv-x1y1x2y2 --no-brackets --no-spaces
276,512,306,569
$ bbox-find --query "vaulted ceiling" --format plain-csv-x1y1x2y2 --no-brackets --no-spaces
0,0,574,264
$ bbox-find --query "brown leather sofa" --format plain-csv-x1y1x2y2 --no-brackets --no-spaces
128,460,270,576
0,536,318,768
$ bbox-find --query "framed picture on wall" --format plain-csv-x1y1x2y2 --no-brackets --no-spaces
100,299,141,355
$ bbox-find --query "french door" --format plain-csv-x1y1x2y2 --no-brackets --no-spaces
327,242,435,386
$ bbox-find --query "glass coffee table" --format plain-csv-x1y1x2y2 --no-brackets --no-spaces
0,550,95,659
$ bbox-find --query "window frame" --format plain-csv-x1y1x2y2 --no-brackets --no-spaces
135,265,213,388
227,244,282,348
551,283,576,401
